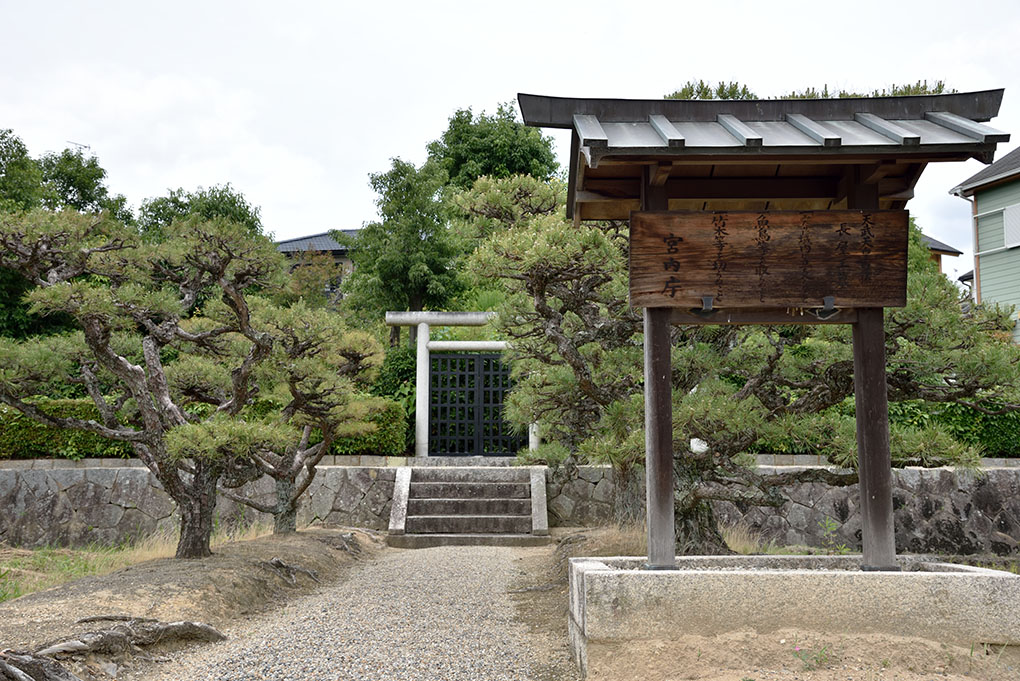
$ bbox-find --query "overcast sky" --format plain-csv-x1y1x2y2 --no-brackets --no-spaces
3,0,1018,282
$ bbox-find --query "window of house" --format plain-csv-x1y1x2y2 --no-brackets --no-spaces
1005,203,1020,249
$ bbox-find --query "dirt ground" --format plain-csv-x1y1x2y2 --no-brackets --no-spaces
510,528,1020,681
0,527,381,679
2,527,1019,681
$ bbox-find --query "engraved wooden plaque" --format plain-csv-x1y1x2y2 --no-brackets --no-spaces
629,210,908,309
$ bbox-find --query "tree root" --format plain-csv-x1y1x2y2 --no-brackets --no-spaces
0,618,225,681
260,557,320,585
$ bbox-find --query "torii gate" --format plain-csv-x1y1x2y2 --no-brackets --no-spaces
520,89,1009,570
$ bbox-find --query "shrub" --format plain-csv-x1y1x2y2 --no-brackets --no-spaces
331,398,407,457
0,399,133,459
370,345,416,450
935,402,1020,457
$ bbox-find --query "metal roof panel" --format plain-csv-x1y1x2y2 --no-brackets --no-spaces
889,119,976,145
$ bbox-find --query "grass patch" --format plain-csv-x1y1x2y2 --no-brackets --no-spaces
0,521,273,604
721,521,780,555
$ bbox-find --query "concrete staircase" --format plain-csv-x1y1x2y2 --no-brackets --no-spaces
387,466,550,548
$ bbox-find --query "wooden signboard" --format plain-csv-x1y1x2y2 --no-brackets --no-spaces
630,210,908,310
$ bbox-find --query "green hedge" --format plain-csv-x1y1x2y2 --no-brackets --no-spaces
331,398,408,457
751,399,1020,458
0,396,409,460
0,399,133,460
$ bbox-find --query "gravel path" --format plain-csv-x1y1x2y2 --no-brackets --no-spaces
141,545,539,681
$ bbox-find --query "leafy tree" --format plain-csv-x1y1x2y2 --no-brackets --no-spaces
460,175,1017,550
335,158,462,345
0,210,382,556
0,130,44,212
36,147,130,221
138,184,262,242
427,104,557,189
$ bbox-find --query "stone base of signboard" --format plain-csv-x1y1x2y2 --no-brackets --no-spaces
568,555,1020,679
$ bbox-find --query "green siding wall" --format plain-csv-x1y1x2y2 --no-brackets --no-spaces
975,182,1020,215
977,212,1005,251
975,180,1020,343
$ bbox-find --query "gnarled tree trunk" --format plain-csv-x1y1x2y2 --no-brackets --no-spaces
274,477,298,534
611,466,645,526
173,460,219,559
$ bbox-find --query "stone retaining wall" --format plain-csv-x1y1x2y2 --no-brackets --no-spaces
0,464,395,548
3,459,1020,554
546,464,1020,555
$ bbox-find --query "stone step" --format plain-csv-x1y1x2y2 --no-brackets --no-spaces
407,457,518,467
386,533,553,548
407,497,532,516
409,482,531,499
405,514,532,534
410,467,531,483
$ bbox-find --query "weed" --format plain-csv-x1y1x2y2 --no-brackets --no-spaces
818,517,851,555
792,643,830,670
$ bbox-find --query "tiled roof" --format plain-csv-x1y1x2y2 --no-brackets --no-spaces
275,230,358,254
920,234,962,255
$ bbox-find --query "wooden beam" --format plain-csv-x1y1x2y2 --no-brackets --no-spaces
573,114,609,147
717,114,763,147
649,163,671,187
786,113,841,147
854,113,920,145
649,114,685,148
923,111,1010,143
670,308,858,325
582,177,838,200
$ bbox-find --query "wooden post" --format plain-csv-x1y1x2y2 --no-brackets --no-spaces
644,307,675,568
853,309,898,569
847,173,898,570
641,166,676,568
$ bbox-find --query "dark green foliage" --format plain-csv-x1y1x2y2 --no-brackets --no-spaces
924,403,1020,457
331,399,406,456
370,346,416,452
138,184,262,242
336,159,462,318
782,80,952,99
371,346,416,397
0,268,76,339
38,148,132,222
427,104,557,189
0,129,44,212
666,81,757,100
666,80,952,102
0,399,132,460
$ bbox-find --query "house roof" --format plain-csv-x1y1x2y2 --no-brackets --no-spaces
958,270,974,283
951,145,1020,196
518,90,1009,221
920,233,962,256
275,230,358,254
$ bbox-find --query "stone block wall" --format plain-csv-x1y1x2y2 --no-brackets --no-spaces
544,463,1020,555
0,462,395,548
712,466,1020,556
4,459,1020,555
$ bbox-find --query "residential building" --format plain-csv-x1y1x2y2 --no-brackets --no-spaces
952,146,1020,342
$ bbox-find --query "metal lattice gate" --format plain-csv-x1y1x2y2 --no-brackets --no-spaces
428,353,526,456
